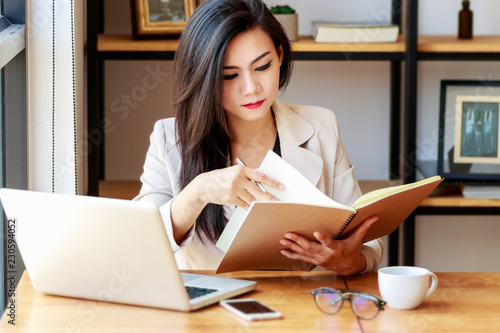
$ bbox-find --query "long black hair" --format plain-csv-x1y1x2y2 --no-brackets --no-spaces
173,0,293,242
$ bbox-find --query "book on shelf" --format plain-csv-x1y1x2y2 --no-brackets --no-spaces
215,151,443,273
312,21,399,43
461,185,500,199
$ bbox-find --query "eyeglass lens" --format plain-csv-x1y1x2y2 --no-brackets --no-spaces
315,289,343,314
351,294,379,319
314,289,380,320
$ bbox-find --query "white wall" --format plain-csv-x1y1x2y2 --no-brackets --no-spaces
103,0,500,271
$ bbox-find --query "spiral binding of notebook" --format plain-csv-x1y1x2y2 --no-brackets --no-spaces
333,212,357,239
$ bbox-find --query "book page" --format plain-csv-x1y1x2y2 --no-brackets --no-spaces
352,175,442,209
257,150,346,208
216,151,351,254
216,207,247,253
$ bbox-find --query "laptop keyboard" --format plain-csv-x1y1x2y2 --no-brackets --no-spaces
185,286,218,300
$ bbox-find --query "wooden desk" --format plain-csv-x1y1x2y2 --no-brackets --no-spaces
346,272,500,332
2,271,500,332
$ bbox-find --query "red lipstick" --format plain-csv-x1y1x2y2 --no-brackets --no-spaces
242,100,264,109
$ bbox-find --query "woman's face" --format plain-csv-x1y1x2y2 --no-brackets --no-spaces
222,27,283,124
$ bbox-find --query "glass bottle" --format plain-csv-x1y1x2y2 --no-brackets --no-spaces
458,0,473,39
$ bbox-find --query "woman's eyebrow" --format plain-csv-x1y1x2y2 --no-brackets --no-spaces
223,51,271,70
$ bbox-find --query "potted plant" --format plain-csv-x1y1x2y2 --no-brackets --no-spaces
270,5,298,41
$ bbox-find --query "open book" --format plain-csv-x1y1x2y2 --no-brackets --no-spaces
215,151,443,273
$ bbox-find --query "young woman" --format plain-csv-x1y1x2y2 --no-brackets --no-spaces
135,0,383,275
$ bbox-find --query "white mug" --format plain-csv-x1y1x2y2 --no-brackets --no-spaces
378,266,438,310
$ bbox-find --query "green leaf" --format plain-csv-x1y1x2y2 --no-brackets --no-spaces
270,5,296,14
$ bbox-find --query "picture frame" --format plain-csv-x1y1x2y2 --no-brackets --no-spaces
438,80,500,184
131,0,197,39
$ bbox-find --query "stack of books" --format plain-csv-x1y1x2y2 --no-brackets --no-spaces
312,21,399,43
461,185,500,199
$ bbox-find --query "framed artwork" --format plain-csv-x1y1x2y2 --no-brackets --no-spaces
438,80,500,184
131,0,197,39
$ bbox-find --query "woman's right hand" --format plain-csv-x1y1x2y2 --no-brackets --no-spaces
170,165,284,243
193,165,284,209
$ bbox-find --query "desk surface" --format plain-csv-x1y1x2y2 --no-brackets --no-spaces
2,271,500,332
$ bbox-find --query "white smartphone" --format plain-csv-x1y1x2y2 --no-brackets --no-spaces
219,299,283,321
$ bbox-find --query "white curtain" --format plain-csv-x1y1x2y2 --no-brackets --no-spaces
26,0,86,194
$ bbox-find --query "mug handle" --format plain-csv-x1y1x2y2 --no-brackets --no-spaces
425,272,438,298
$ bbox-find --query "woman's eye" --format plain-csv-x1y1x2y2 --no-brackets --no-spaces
256,61,271,71
224,73,238,80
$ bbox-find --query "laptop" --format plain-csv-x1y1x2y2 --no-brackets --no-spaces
0,188,256,311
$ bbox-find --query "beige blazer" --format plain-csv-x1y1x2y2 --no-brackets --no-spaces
135,100,383,272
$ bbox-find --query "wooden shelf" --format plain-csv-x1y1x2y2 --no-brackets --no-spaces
98,34,179,52
98,34,406,54
292,35,405,53
419,185,500,208
97,34,500,56
419,35,500,53
99,180,141,200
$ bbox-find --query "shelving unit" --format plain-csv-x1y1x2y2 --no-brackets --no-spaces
403,1,500,266
86,0,500,267
87,0,405,266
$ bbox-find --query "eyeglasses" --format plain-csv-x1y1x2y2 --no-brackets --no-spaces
311,287,386,320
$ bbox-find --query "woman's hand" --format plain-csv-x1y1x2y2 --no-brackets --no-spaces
194,165,284,209
171,165,283,244
279,215,379,276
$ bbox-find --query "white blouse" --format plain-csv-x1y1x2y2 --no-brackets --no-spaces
135,100,384,273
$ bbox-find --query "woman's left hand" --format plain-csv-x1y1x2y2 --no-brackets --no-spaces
279,215,379,276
